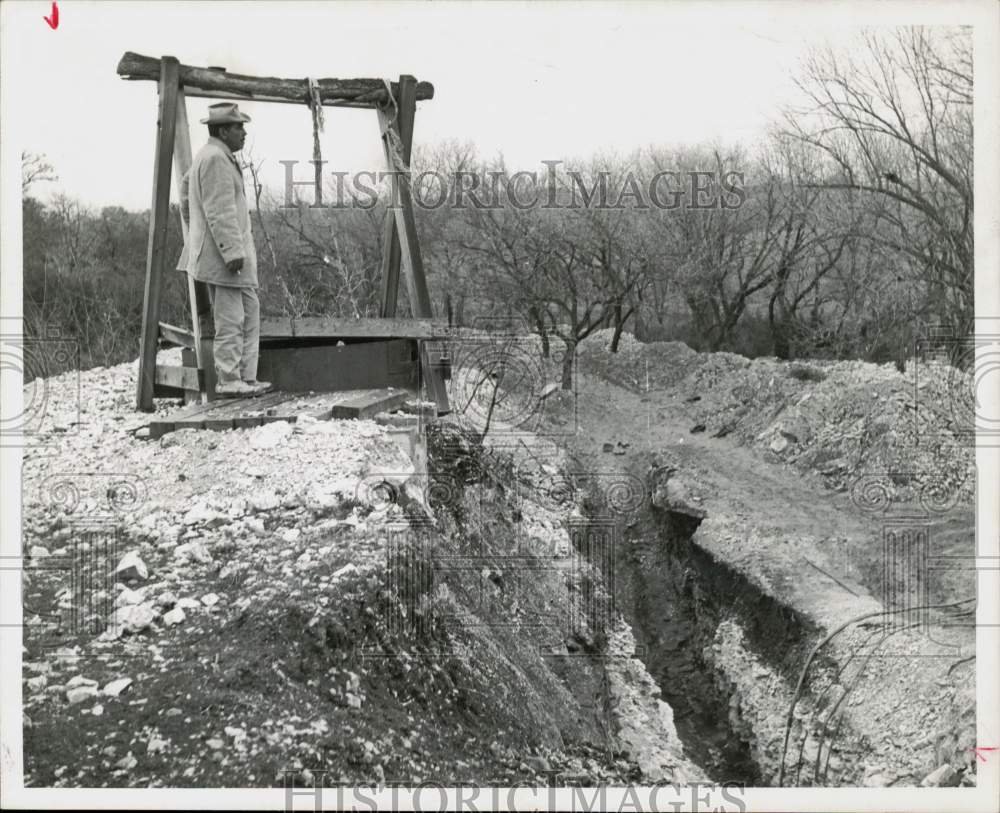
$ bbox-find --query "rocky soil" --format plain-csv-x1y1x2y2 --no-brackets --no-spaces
17,332,979,788
18,350,700,788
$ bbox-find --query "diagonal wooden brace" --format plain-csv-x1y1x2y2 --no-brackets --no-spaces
377,98,449,414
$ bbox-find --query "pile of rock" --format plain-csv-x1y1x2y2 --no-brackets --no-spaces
574,332,974,506
681,355,975,505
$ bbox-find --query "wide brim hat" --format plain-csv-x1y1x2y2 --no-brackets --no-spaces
200,102,251,125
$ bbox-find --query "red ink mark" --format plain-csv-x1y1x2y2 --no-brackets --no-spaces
43,1,58,29
971,747,997,763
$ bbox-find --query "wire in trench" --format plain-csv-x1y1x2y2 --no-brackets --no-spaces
806,600,972,785
812,600,972,786
791,619,891,785
777,595,976,786
812,617,927,785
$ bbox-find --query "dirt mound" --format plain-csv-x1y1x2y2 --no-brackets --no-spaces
577,332,974,506
685,356,974,506
577,329,703,390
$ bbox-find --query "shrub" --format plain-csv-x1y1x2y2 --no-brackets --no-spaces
787,363,827,383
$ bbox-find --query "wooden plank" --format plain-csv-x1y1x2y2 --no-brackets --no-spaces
136,57,181,412
152,383,184,399
202,414,235,431
231,412,277,431
148,421,174,440
259,316,447,340
231,414,263,430
191,391,289,431
181,349,201,404
269,395,329,419
331,389,410,420
169,392,257,431
379,75,417,318
419,342,451,414
172,413,210,432
117,53,434,107
206,391,297,431
165,399,229,432
199,339,221,401
155,364,200,390
159,392,242,421
149,391,348,438
158,321,195,348
292,316,445,338
223,391,283,411
148,396,217,438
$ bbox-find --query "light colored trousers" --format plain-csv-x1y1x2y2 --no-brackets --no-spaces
207,284,260,383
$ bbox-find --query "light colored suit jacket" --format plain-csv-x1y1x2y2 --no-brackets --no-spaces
179,137,258,288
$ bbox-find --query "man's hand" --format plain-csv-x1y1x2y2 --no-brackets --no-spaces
226,258,244,275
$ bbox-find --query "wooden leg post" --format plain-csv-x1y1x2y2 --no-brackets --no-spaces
379,216,400,317
136,57,181,411
379,75,417,318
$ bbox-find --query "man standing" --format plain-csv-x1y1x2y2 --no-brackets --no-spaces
180,102,270,397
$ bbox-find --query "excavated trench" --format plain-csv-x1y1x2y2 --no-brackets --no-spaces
576,481,821,785
423,424,827,785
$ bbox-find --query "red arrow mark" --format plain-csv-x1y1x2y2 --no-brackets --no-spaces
971,747,998,763
43,1,59,29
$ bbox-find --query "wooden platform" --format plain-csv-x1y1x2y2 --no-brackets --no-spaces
152,336,430,408
148,388,414,439
258,316,450,340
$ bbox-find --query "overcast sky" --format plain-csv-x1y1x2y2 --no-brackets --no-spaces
0,0,983,210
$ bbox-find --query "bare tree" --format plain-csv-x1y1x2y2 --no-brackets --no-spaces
242,146,279,273
412,140,480,327
785,27,973,339
21,151,57,196
457,157,647,386
557,155,650,353
652,147,783,351
755,137,863,359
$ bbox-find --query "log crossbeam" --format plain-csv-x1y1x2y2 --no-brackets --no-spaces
117,52,433,110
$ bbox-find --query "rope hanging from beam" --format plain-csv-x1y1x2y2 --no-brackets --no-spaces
307,77,325,204
379,79,410,175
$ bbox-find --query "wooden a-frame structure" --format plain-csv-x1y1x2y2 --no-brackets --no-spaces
118,52,448,413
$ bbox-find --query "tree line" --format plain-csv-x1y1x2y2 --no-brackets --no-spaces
23,27,971,383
